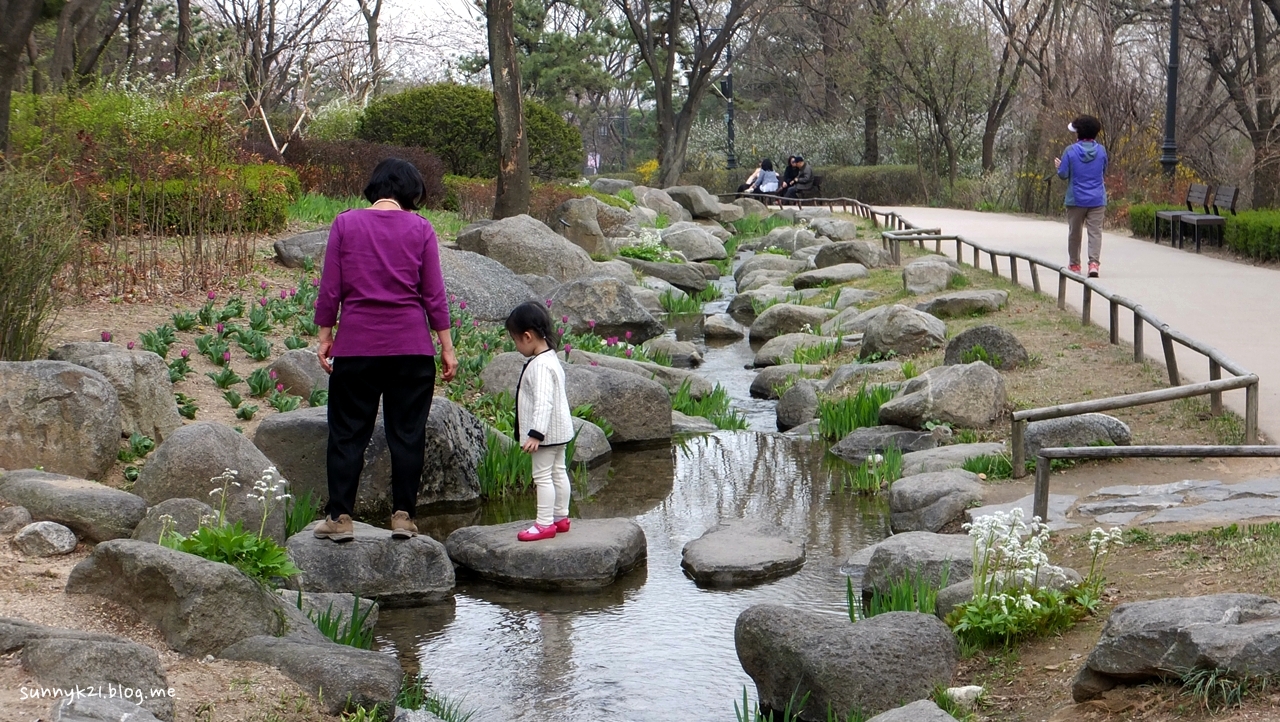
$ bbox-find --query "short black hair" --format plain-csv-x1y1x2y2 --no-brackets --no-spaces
504,301,559,350
363,158,427,210
1073,115,1102,140
760,158,774,171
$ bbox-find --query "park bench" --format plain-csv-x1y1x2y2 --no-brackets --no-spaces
1154,183,1209,246
774,175,824,207
1178,185,1238,253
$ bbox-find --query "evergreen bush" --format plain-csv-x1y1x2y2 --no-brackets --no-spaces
1224,210,1280,261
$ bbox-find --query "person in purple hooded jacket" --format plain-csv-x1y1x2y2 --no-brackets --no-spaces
1055,115,1109,277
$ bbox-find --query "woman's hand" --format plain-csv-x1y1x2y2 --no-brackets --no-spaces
440,347,458,382
521,437,541,453
317,327,334,374
1054,157,1062,170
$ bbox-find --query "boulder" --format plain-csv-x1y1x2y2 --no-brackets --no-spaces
22,636,172,720
286,521,454,607
66,539,326,656
776,380,820,432
809,218,861,243
859,305,946,360
735,254,808,285
715,203,746,223
749,364,825,399
672,410,719,434
571,417,611,467
756,227,821,253
254,399,484,518
823,361,903,395
134,422,287,543
594,198,641,238
631,287,664,313
821,304,890,338
661,226,727,261
754,334,841,368
901,443,1008,476
549,276,665,343
267,349,328,397
735,606,958,720
0,505,32,533
830,426,938,464
862,531,974,595
792,263,869,290
791,245,823,262
591,177,635,194
439,247,541,321
274,229,328,269
0,361,123,481
446,518,646,590
456,214,596,281
49,696,164,722
0,469,147,542
704,313,747,340
889,470,986,533
903,260,962,295
833,287,883,311
518,273,562,297
727,285,810,325
594,259,638,285
916,290,1008,319
642,337,703,368
738,269,793,293
49,344,181,442
681,520,805,587
131,498,213,544
620,258,708,294
814,240,891,269
567,349,712,398
554,197,609,255
943,325,1029,370
481,353,671,444
219,635,403,714
749,304,838,342
866,701,955,722
14,521,78,556
665,185,721,219
689,260,722,279
630,204,659,227
1072,594,1280,702
732,197,772,218
638,275,685,297
878,362,1007,430
633,186,692,222
1024,414,1131,455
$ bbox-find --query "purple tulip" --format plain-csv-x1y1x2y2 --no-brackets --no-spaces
562,315,569,324
289,288,297,297
625,331,632,340
311,278,320,287
545,298,553,308
590,360,598,366
564,343,572,354
222,351,231,362
269,369,278,380
459,300,467,310
208,291,217,301
259,297,268,307
454,318,462,327
216,323,224,334
482,342,489,350
127,341,135,349
625,348,633,358
101,331,112,342
180,349,190,358
449,294,456,302
260,280,268,290
276,383,284,392
587,319,596,329
280,290,287,299
606,337,618,346
557,327,564,336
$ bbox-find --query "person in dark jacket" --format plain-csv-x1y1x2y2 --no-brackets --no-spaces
1055,115,1109,278
778,156,799,192
782,156,814,200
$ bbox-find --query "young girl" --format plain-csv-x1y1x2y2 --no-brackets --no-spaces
506,302,575,541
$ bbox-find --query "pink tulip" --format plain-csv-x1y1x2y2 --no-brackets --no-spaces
564,343,572,354
289,288,297,297
279,290,287,299
260,281,268,290
269,369,278,380
276,383,284,392
625,348,633,358
449,294,456,302
625,331,632,340
606,337,618,346
482,342,489,350
208,291,217,301
311,278,320,287
222,351,231,362
180,349,189,358
472,319,479,327
588,319,596,329
101,331,112,342
545,298,553,308
259,297,268,307
127,341,135,349
215,323,224,334
590,361,598,366
459,300,467,310
562,315,569,324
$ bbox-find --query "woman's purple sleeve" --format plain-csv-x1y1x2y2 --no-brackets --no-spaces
420,222,452,332
314,218,344,326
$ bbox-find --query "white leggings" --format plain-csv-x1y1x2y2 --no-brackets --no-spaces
532,445,571,525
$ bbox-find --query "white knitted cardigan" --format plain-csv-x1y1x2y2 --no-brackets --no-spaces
515,350,574,446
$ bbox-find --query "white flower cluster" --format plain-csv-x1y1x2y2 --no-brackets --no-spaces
964,508,1062,598
1089,527,1124,556
246,467,290,504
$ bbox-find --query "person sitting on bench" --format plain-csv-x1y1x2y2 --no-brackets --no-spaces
745,158,780,195
782,156,814,199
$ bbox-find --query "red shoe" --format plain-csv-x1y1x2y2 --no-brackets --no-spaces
517,522,558,542
553,517,571,533
1088,262,1100,278
1068,263,1082,275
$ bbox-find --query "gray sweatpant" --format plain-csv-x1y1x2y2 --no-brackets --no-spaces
1066,205,1104,266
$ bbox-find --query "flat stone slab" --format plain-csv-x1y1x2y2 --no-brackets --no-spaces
1089,479,1224,498
0,469,147,542
287,521,455,607
1095,512,1141,525
900,443,1006,476
681,520,805,588
1142,497,1280,525
966,494,1079,532
1076,494,1185,516
445,518,646,590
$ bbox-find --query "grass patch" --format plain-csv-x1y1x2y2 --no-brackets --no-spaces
287,192,467,237
959,343,1002,368
660,290,704,315
960,452,1015,480
817,383,895,441
833,445,903,494
849,563,949,621
477,431,532,498
617,188,637,204
673,380,749,430
294,591,374,649
734,687,868,722
792,339,841,365
285,489,321,537
732,214,793,237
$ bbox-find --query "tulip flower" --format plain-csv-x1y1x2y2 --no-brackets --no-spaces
208,291,217,301
101,331,112,342
222,351,231,362
127,341,135,349
180,349,190,358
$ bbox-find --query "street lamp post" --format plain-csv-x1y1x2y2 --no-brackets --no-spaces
722,42,737,170
1159,0,1181,176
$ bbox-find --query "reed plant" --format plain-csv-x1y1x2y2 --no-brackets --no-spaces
792,340,840,365
672,380,749,430
848,563,949,621
295,591,375,649
834,445,903,494
816,383,895,440
732,214,794,238
659,290,705,315
478,431,533,498
960,453,1014,479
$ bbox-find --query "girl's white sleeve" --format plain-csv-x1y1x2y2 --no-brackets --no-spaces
527,361,555,441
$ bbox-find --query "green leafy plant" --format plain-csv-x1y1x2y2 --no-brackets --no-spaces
219,296,246,321
139,325,177,359
901,360,919,379
195,334,231,366
268,390,303,413
118,432,156,463
223,390,244,409
817,383,895,440
296,591,375,649
238,333,273,361
478,431,532,498
734,687,867,722
571,403,614,437
171,311,198,331
672,380,748,430
286,489,322,537
296,316,320,337
959,343,1002,368
167,354,193,383
162,516,300,584
849,562,949,621
396,676,477,722
248,305,273,334
694,285,724,302
960,453,1014,480
792,340,841,365
175,392,198,420
206,366,244,390
731,214,794,238
247,367,274,397
835,445,903,494
947,272,970,290
620,239,682,263
308,387,329,407
659,290,704,315
285,335,308,350
1178,667,1249,712
235,404,259,421
759,246,791,256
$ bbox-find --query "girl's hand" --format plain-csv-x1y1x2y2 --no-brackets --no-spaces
1054,157,1061,170
521,437,540,453
440,348,458,382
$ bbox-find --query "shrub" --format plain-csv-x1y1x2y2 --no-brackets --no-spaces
282,139,446,207
357,84,583,179
306,99,362,141
0,170,80,361
1224,210,1280,261
1127,202,1182,237
815,165,929,205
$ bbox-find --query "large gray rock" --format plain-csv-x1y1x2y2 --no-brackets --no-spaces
665,185,721,219
866,700,955,722
633,186,692,222
704,313,747,340
756,227,820,253
456,214,596,281
253,399,484,518
860,305,946,360
219,635,403,714
0,469,146,542
594,197,641,239
49,344,181,442
814,240,891,269
642,337,703,368
732,197,772,218
792,263,869,290
965,493,1078,532
754,334,840,368
567,349,712,398
554,197,610,255
438,247,541,321
877,362,1007,430
571,417,611,468
1025,414,1132,455
681,520,805,587
715,202,746,223
738,269,792,293
749,364,825,399
734,254,808,285
890,470,985,533
286,520,454,607
620,257,708,294
0,504,32,533
833,287,883,311
267,348,328,397
672,410,718,434
630,204,659,227
823,361,903,395
809,218,862,243
65,539,325,656
1073,594,1280,702
0,361,123,481
901,443,1008,476
735,606,958,720
446,518,646,590
821,304,890,338
830,426,938,464
776,380,820,432
518,273,561,297
49,696,164,722
727,286,819,325
916,290,1008,319
550,276,665,342
14,521,78,556
903,260,962,295
131,497,213,544
750,304,838,342
943,325,1029,370
661,225,726,261
23,636,172,720
594,259,638,285
862,531,974,595
481,353,671,444
135,422,287,543
274,229,328,269
591,177,635,194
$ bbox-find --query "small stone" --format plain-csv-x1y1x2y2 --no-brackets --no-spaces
866,700,956,722
445,518,647,590
703,313,747,340
681,520,805,587
13,521,78,556
944,685,986,708
0,505,33,534
673,410,719,434
903,259,962,295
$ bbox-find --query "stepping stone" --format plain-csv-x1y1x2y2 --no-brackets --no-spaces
1089,479,1222,498
889,470,985,533
445,518,647,590
1076,495,1184,516
680,520,805,587
1221,477,1280,498
1141,497,1280,526
1095,512,1141,525
900,443,1006,476
965,494,1079,532
287,521,455,607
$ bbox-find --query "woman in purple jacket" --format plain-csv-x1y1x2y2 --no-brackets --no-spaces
1055,115,1109,278
311,159,458,542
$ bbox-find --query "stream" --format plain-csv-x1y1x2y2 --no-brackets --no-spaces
375,253,892,721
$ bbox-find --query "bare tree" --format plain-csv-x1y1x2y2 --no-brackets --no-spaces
356,0,384,99
979,0,1051,171
488,0,531,217
208,0,339,113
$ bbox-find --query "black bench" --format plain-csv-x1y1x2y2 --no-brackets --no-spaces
1178,185,1238,252
1155,183,1209,246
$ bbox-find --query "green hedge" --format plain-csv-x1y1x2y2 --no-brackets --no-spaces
1224,210,1280,261
1127,203,1181,237
356,84,583,180
87,165,298,235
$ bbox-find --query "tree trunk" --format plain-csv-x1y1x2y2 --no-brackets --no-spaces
657,115,694,188
820,8,841,118
358,0,382,100
27,32,43,95
1253,140,1280,209
174,0,190,76
981,129,997,173
0,0,45,155
126,0,141,75
487,0,530,219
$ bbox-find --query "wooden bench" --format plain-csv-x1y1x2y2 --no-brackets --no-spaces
1155,183,1210,246
1178,185,1238,252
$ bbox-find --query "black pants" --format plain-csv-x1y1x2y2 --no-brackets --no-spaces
326,355,436,519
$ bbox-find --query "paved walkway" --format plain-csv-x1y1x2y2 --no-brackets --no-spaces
883,207,1280,442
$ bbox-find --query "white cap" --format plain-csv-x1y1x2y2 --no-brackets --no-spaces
1068,122,1077,133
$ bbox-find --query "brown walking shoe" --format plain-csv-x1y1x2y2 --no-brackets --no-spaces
391,511,418,539
313,514,354,542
